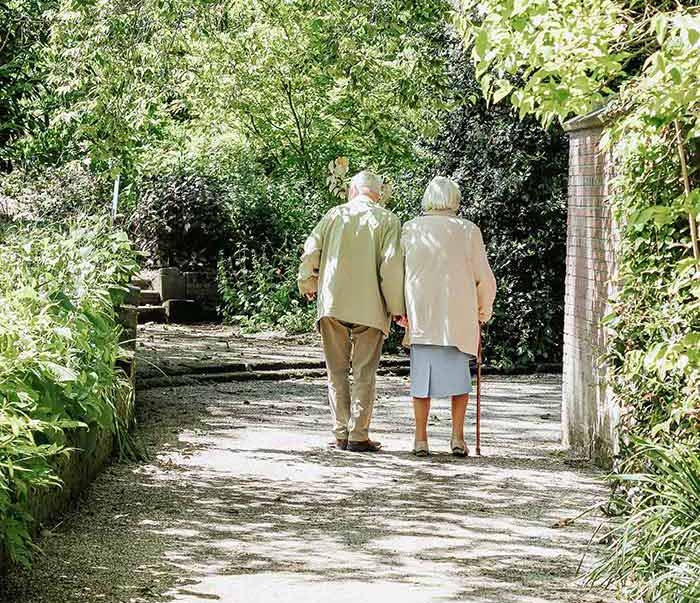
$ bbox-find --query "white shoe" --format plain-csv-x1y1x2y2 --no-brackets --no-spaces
413,440,429,456
451,437,468,457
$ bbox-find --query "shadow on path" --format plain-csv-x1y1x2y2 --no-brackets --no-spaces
2,375,613,603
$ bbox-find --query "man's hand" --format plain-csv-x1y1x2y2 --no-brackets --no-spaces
305,292,317,301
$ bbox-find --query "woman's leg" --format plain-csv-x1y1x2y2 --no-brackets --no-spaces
451,394,469,443
413,397,431,442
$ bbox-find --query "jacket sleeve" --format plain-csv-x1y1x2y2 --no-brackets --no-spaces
297,214,328,296
379,215,406,316
471,226,497,323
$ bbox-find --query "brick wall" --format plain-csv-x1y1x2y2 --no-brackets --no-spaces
562,112,619,467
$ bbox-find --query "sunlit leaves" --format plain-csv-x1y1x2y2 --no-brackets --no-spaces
182,0,454,184
459,0,625,125
0,216,139,566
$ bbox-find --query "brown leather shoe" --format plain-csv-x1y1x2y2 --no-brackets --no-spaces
347,439,382,452
331,438,348,450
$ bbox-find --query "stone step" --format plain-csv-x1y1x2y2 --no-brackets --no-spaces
131,276,151,290
137,305,167,324
139,289,162,306
163,299,200,324
137,365,410,390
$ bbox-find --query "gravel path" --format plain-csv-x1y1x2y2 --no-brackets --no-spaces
2,372,614,603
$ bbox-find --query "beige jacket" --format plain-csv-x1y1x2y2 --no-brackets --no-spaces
401,210,496,356
298,195,405,335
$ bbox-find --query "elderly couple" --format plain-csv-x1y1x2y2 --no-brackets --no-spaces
297,171,496,456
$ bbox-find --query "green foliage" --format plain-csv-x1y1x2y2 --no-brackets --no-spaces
186,0,454,185
458,1,699,129
457,1,700,597
590,440,700,602
0,217,139,566
0,160,112,220
25,1,188,174
0,0,54,170
602,124,699,460
215,161,326,332
131,173,230,270
218,249,315,335
5,0,454,184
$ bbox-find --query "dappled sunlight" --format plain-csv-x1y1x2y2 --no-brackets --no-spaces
120,375,611,602
2,374,612,603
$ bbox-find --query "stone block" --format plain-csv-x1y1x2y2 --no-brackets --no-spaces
123,284,141,306
184,270,219,304
139,289,162,306
153,267,185,301
164,299,201,324
137,305,167,324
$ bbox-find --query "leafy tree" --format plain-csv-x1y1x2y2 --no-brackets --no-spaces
13,1,192,175
184,0,454,185
0,1,55,171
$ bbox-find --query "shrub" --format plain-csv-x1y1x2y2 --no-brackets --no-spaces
0,216,139,567
590,440,700,602
216,164,329,332
218,248,316,335
0,161,112,221
392,42,568,367
130,173,230,270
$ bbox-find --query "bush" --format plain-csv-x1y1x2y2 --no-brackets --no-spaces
0,161,112,221
216,162,329,332
218,248,316,334
393,42,568,367
588,103,699,603
590,440,700,602
0,216,139,567
130,173,230,270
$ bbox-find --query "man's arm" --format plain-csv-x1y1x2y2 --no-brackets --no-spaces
297,213,328,297
379,215,406,317
471,226,497,322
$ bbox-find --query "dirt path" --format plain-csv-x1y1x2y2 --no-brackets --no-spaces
2,370,613,603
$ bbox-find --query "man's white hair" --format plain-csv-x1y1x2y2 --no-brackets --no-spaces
422,176,461,212
349,170,383,198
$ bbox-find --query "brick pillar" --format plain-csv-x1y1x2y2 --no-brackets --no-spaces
562,111,619,467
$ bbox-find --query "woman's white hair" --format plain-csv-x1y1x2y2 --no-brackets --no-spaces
422,176,461,212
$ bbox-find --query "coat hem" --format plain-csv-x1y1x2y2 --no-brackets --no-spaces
316,312,390,336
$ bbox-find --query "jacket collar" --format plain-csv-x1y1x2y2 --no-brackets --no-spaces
349,194,380,207
425,208,457,217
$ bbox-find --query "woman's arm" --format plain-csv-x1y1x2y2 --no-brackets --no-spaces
471,226,497,322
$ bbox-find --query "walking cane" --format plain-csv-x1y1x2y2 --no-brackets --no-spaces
475,324,482,456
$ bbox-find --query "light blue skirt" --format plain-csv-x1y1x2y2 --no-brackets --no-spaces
410,344,472,398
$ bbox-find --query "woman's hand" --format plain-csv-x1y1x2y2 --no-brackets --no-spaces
394,315,409,328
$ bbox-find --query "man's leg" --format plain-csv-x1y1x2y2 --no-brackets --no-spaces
347,324,384,445
319,317,352,442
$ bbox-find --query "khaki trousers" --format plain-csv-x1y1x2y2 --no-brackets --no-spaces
319,317,384,442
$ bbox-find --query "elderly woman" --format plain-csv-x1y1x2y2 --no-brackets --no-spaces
401,176,496,456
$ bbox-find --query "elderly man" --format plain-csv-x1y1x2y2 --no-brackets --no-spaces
298,170,405,452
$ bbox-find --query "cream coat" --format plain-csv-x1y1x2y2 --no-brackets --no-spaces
298,195,405,335
401,210,496,356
